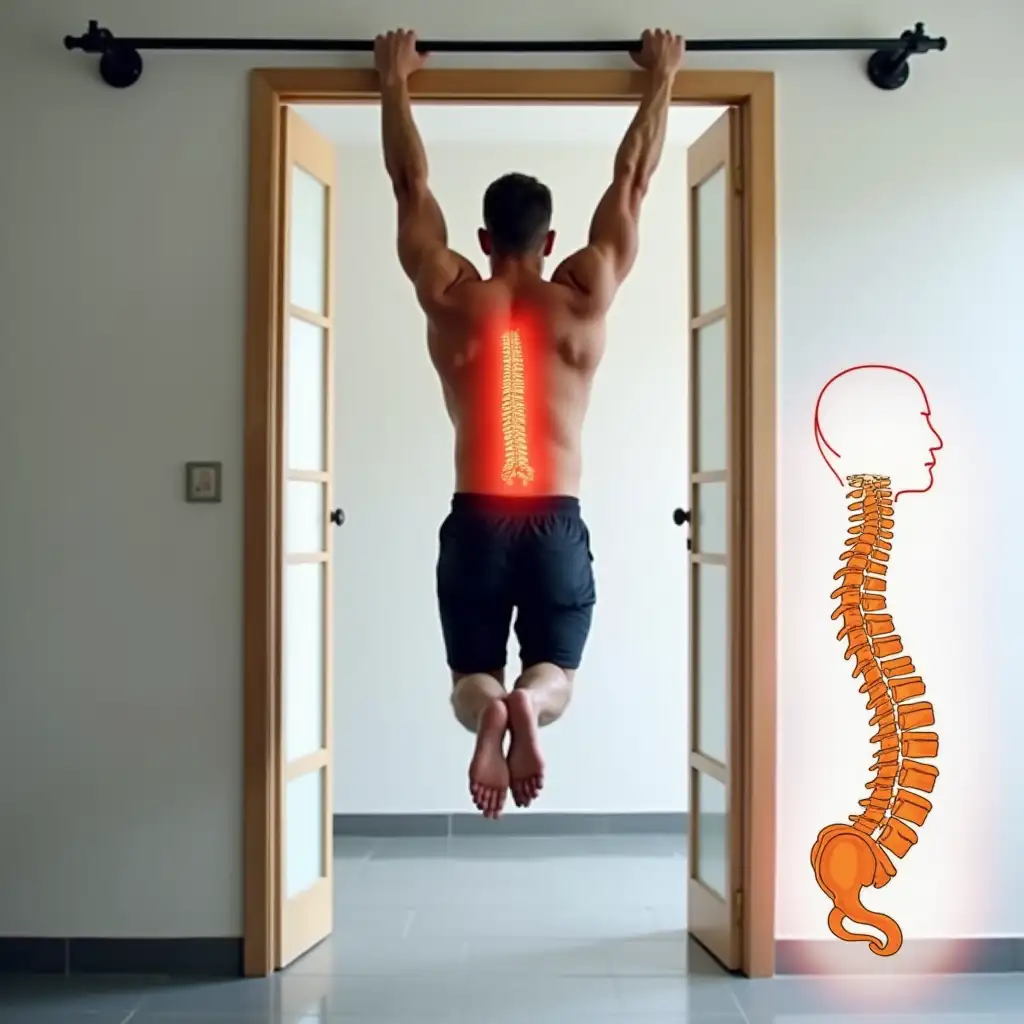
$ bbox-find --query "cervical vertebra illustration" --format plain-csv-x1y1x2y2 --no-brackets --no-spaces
810,472,939,957
500,328,534,486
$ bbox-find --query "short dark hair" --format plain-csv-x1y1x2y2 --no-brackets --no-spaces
482,173,553,256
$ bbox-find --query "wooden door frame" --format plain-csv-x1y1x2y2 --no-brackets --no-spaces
242,66,777,979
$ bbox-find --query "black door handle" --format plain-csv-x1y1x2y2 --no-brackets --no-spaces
330,508,345,527
672,508,691,526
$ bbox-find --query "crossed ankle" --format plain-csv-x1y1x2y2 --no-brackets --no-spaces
475,697,508,732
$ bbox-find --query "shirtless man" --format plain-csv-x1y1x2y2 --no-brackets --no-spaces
374,27,685,818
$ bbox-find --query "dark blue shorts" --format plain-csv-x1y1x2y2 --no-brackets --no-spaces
436,493,596,674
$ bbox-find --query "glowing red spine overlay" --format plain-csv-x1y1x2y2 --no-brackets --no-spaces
473,311,549,494
500,327,533,485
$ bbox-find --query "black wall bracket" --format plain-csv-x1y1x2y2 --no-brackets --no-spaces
865,22,938,90
65,23,142,88
63,20,947,92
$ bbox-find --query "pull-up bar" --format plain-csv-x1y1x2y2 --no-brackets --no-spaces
63,20,946,92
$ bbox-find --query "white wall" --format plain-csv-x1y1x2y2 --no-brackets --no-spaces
329,134,691,814
1,0,1022,942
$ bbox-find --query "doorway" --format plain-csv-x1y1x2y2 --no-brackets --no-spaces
242,68,777,980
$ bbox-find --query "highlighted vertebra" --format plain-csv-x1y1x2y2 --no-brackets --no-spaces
500,329,534,486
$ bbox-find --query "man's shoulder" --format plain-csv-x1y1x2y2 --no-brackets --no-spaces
418,260,483,316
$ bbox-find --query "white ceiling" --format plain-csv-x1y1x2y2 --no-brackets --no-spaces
293,102,725,145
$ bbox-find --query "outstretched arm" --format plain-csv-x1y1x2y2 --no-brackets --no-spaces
553,29,684,312
375,31,470,300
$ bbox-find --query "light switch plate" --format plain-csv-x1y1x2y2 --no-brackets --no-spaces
185,461,222,503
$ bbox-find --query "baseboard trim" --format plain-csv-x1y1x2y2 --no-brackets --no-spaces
0,937,243,977
776,938,1024,975
334,812,688,837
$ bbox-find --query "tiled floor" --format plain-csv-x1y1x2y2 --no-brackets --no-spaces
2,833,1023,1021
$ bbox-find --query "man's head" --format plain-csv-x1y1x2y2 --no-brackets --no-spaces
479,173,556,265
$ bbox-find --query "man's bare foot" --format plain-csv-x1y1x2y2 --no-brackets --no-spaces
506,689,544,807
469,698,510,819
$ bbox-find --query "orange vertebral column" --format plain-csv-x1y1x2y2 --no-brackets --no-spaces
809,473,939,958
499,329,534,486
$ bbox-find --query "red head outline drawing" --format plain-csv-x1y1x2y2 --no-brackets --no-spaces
813,364,944,502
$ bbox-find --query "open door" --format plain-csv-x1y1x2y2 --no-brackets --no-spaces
686,109,745,970
276,107,336,969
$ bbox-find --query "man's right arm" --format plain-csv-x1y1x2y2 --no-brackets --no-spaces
553,29,683,313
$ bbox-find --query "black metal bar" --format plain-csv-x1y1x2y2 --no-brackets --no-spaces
62,20,947,90
63,34,951,54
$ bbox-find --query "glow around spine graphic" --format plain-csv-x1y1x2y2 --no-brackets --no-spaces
500,328,534,486
809,364,944,958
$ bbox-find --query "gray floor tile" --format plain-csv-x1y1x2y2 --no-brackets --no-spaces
733,973,1024,1017
446,833,682,860
134,978,278,1015
331,836,377,858
329,1018,461,1024
602,937,694,976
276,970,464,1019
290,938,470,977
326,907,416,938
132,1016,316,1023
409,903,659,941
134,1016,405,1024
630,1019,746,1024
366,837,452,860
0,1014,130,1024
622,1019,745,1024
616,976,743,1015
458,975,623,1017
0,976,151,1020
467,937,622,976
743,1017,1024,1024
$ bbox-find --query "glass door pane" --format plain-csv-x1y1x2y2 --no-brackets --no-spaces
289,166,328,316
694,770,728,898
287,319,327,473
286,769,327,898
695,562,728,765
696,319,727,472
284,562,326,763
695,167,727,314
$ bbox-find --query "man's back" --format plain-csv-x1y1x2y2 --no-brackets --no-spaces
425,271,606,497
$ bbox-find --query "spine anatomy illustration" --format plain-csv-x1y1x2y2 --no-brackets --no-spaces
810,474,939,957
500,329,534,486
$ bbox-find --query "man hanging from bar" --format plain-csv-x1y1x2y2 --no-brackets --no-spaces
375,27,684,817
